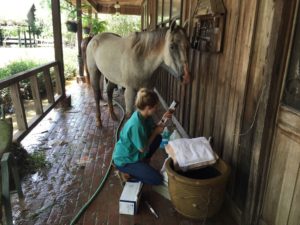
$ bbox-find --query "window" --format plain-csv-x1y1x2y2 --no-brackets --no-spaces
156,0,182,27
142,2,148,30
163,0,171,22
171,0,181,19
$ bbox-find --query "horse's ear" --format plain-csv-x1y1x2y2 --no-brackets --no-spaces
170,20,177,32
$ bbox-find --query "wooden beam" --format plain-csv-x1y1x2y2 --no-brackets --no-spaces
88,5,93,28
77,0,84,77
97,5,141,15
10,83,27,131
51,0,65,96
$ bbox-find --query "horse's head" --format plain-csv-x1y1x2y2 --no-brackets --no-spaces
162,20,190,84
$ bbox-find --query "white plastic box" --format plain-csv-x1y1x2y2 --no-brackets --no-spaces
119,181,143,215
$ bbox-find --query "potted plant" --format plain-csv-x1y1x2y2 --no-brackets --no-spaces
66,20,77,33
90,19,107,35
62,2,78,33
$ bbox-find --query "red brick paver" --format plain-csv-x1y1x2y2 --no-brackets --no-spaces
11,80,236,225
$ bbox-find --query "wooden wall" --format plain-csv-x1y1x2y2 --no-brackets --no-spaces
154,0,296,224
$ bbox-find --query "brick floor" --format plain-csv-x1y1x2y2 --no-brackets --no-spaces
11,80,237,225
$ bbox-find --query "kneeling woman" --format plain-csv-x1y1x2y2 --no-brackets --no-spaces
113,88,171,185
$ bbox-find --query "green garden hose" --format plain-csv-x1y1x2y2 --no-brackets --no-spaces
70,100,125,225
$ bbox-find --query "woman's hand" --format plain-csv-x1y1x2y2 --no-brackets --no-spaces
163,111,173,120
154,123,164,135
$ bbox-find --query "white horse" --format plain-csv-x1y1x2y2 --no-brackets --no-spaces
86,21,190,127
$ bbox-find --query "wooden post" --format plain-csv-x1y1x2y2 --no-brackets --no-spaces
88,6,92,30
28,26,32,47
77,0,84,78
10,83,27,131
0,28,3,46
54,65,63,95
44,68,55,104
30,75,43,114
18,27,21,47
51,0,65,97
24,31,27,47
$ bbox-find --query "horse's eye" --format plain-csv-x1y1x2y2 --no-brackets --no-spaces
170,43,175,50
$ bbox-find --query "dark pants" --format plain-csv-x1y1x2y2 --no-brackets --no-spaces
116,135,163,185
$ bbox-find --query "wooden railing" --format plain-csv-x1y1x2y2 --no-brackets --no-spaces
0,61,64,142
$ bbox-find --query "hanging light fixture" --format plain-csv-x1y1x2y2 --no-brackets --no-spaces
114,1,120,15
114,1,120,9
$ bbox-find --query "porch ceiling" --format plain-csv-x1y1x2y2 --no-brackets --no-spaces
72,0,142,15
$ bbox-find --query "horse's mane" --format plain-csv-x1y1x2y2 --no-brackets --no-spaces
130,28,168,57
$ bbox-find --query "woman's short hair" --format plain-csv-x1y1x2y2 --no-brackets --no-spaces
135,88,159,110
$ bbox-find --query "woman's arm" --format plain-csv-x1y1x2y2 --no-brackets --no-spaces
139,124,164,153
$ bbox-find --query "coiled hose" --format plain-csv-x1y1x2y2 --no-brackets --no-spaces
70,100,125,225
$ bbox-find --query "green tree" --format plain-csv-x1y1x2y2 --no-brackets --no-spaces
103,15,141,36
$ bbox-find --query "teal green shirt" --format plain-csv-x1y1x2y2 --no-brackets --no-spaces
113,110,156,167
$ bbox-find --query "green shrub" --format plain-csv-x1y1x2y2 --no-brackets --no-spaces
10,143,50,177
64,62,77,80
0,60,43,114
0,60,41,80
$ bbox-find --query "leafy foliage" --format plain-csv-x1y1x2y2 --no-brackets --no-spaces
10,143,50,177
0,60,40,80
90,19,107,35
103,14,141,36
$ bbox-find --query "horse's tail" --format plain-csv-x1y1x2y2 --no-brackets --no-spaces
86,38,103,101
81,36,93,81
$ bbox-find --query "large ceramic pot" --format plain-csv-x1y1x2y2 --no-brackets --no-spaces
165,158,230,219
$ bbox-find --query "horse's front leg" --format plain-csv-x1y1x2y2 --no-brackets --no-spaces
124,88,136,118
107,81,118,121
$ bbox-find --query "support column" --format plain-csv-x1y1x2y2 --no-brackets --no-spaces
88,6,93,30
51,0,65,97
77,0,84,80
28,26,32,47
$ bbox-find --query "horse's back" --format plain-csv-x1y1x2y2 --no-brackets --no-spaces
87,32,125,85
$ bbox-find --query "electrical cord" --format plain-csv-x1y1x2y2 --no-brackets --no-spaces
70,100,125,225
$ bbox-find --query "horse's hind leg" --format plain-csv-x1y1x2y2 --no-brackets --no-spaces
107,81,118,121
90,68,102,127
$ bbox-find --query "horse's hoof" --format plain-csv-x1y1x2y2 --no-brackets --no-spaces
111,113,119,121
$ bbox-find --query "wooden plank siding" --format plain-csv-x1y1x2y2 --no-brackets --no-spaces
153,0,296,224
